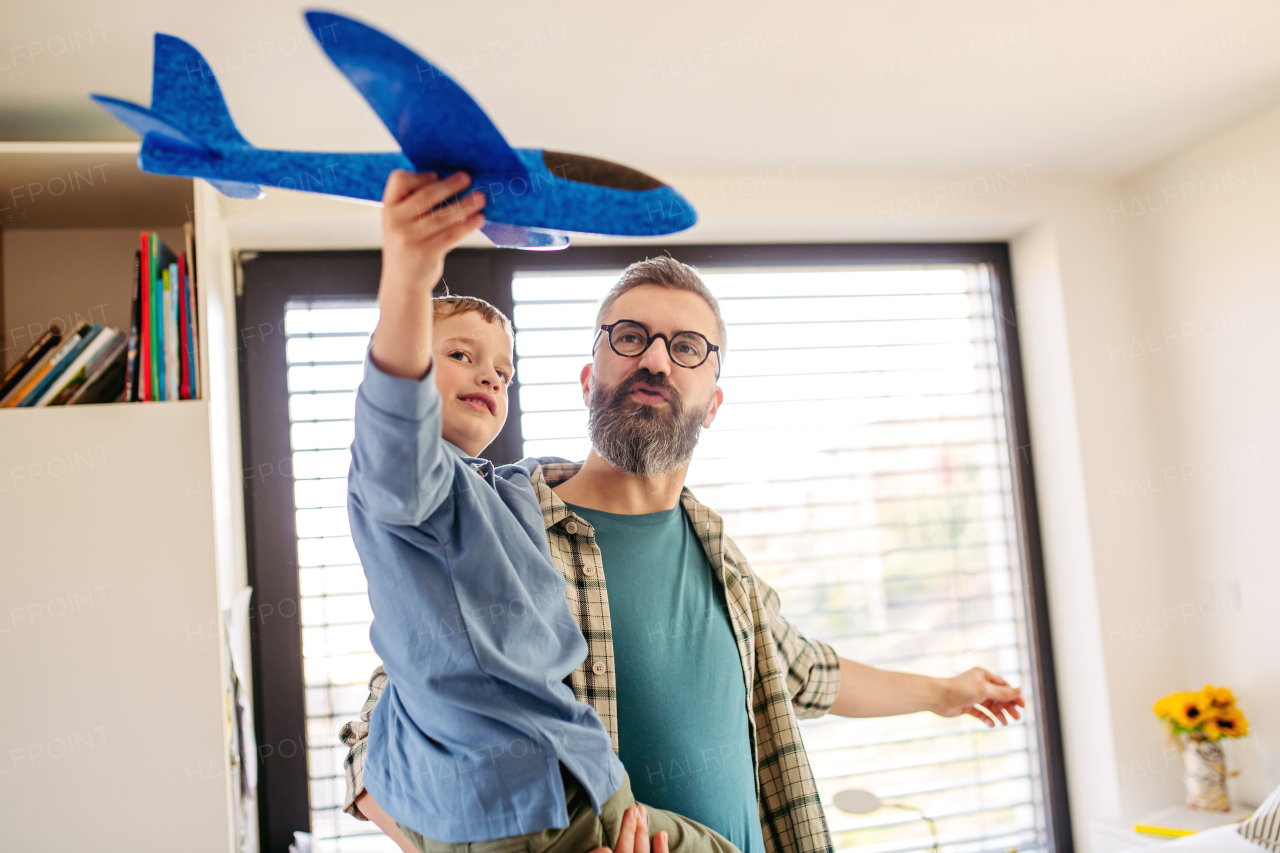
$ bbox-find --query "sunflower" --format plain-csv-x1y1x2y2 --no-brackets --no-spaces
1212,706,1249,738
1167,692,1211,731
1203,685,1235,708
1153,695,1181,718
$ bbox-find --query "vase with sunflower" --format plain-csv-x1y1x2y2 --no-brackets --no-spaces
1153,685,1249,811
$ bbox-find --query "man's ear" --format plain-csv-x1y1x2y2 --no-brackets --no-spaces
579,363,592,405
702,385,725,429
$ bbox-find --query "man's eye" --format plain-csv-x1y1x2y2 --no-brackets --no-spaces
618,333,643,344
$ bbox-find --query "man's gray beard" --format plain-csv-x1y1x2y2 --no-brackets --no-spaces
587,371,709,477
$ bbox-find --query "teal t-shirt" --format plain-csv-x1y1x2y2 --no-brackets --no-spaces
566,503,765,853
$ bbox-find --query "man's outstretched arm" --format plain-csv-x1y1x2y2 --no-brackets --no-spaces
828,659,1025,726
749,554,1025,726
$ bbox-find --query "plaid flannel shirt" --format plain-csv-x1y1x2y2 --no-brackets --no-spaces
340,461,842,853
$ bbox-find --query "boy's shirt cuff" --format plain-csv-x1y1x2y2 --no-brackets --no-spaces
359,353,439,422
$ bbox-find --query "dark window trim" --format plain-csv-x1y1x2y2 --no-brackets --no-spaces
237,243,1070,853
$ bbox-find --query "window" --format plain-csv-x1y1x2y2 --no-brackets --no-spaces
238,245,1067,853
513,264,1048,853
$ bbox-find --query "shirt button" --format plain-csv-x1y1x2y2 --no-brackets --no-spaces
565,521,578,534
583,565,596,576
591,661,606,676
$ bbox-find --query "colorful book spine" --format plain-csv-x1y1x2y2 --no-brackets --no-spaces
151,234,163,401
184,221,200,400
125,250,141,401
35,327,117,406
2,326,85,407
8,325,94,407
54,331,126,405
0,326,62,401
66,350,128,404
178,253,190,400
140,232,152,401
165,262,180,401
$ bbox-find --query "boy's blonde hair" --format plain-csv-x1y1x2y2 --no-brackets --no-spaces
432,295,514,340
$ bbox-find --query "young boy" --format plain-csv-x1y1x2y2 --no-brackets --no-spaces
347,169,740,853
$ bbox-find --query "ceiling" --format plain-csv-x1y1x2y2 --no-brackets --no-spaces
4,0,1280,179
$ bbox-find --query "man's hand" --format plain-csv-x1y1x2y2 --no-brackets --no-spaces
353,790,419,853
368,169,487,380
589,805,668,853
934,666,1025,726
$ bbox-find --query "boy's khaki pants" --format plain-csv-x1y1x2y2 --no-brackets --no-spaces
396,769,741,853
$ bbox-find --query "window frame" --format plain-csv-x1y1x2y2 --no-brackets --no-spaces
236,242,1070,853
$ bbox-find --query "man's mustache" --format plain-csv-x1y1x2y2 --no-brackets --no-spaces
612,369,680,404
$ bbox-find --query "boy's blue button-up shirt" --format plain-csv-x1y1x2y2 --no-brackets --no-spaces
347,358,625,843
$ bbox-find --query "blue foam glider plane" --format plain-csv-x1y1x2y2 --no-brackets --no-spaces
89,11,696,249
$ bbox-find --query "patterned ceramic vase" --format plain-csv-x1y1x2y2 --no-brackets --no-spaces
1179,732,1230,811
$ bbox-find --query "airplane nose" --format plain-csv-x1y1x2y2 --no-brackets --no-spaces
652,187,698,232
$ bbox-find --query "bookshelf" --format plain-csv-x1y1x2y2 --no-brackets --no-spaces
0,143,239,853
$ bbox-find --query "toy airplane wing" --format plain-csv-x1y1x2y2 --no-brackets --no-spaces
304,11,528,183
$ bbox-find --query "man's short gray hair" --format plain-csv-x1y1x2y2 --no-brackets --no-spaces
594,256,728,360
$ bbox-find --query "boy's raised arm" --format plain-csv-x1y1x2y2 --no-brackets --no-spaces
348,170,486,527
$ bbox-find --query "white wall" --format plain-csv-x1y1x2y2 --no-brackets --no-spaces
1117,101,1280,808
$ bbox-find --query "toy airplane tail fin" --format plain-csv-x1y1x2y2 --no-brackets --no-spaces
91,34,263,199
150,34,248,146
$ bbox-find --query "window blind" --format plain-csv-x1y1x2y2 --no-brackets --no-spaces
513,265,1049,853
283,300,392,852
279,263,1051,853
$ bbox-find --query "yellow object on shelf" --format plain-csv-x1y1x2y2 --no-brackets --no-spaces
1131,804,1254,839
1133,824,1198,838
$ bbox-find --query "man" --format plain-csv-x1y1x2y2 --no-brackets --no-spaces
343,184,1024,853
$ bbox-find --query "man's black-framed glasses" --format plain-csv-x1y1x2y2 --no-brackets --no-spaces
594,320,721,375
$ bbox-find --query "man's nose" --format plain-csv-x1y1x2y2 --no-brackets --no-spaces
635,337,673,375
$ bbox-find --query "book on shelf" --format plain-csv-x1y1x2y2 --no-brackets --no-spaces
1,323,90,407
139,233,151,401
165,260,179,401
124,249,141,402
66,344,129,404
0,326,62,401
125,230,200,402
23,324,105,406
0,228,201,410
0,321,129,408
184,221,201,400
41,328,126,406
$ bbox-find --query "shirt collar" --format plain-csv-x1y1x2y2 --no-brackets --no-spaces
531,460,704,532
445,440,496,486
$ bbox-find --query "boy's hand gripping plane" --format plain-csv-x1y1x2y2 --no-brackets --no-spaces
90,11,697,249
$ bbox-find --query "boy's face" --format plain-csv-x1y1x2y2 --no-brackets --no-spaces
433,311,514,458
